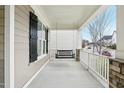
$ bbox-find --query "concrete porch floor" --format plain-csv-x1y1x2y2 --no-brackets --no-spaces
28,59,104,88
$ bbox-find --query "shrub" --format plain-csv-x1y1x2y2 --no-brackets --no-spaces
107,43,116,49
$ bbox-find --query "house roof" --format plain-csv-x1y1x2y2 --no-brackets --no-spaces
97,35,112,43
102,35,112,40
98,31,116,42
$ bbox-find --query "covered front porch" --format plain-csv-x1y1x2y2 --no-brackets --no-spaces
1,5,124,88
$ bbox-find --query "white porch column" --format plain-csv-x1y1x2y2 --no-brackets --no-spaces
77,30,82,49
116,6,124,59
4,5,15,88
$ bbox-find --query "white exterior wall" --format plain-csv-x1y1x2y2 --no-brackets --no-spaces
49,30,81,50
112,31,116,44
116,6,124,59
14,5,49,88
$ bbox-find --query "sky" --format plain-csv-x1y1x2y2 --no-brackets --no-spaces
80,5,116,42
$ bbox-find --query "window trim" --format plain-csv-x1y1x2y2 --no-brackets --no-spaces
34,20,48,63
42,39,46,55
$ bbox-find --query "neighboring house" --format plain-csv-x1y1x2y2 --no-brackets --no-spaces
82,40,89,48
88,42,96,48
100,35,113,46
111,31,116,44
97,31,116,47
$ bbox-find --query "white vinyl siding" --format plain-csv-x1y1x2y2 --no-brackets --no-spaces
14,5,49,88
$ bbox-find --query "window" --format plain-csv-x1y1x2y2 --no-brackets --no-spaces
43,40,46,54
37,20,42,56
45,28,48,54
37,22,48,57
42,24,46,54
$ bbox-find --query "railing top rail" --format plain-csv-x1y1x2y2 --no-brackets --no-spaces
80,49,111,59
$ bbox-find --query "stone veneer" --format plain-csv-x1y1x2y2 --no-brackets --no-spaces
109,58,124,88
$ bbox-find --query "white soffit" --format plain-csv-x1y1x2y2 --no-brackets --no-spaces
40,5,100,29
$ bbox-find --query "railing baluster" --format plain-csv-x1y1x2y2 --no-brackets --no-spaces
105,59,107,79
100,57,101,75
107,58,109,82
93,54,97,71
102,57,104,77
91,54,93,69
102,58,104,78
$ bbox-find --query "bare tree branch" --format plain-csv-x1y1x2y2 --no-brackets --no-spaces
87,6,114,54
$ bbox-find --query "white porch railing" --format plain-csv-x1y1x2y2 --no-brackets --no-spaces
80,49,109,88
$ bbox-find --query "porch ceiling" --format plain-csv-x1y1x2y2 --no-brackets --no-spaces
40,5,100,29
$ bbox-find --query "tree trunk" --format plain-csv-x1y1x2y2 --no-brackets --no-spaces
93,44,95,53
